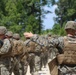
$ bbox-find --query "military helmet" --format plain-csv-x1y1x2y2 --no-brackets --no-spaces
5,31,13,37
65,21,76,30
47,32,52,36
13,33,20,39
0,26,7,35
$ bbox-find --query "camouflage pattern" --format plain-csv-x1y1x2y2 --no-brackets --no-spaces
5,31,13,37
0,39,12,54
48,34,59,60
0,26,7,35
61,36,76,64
47,32,52,37
12,33,24,75
31,34,76,75
47,34,53,59
0,26,12,75
39,35,49,69
24,36,49,75
24,39,35,75
31,35,42,72
13,41,24,75
19,40,29,75
65,21,76,30
20,54,28,75
31,35,50,73
13,33,20,39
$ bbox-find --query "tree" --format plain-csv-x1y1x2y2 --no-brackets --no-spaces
54,0,76,27
0,0,52,35
22,0,52,34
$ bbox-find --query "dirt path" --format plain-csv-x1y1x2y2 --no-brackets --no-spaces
26,61,51,75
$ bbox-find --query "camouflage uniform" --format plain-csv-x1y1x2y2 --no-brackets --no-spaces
47,34,58,60
24,36,48,75
24,38,35,75
39,35,49,69
0,26,12,75
30,21,76,75
34,36,42,72
25,35,49,75
5,31,14,75
47,33,53,59
12,33,24,75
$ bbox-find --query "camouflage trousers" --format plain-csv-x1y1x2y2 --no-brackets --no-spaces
13,61,22,75
0,66,11,75
27,53,35,75
40,51,48,69
13,57,28,75
13,62,28,75
32,54,41,75
34,53,41,71
58,65,76,75
21,61,28,75
28,53,41,75
0,58,11,75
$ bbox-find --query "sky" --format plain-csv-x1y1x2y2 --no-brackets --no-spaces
43,5,57,30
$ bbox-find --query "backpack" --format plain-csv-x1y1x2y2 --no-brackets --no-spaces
25,40,36,52
11,39,24,56
0,39,24,58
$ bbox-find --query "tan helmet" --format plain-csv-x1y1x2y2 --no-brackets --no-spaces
65,21,76,30
47,32,52,37
13,33,20,39
0,26,7,35
5,31,13,37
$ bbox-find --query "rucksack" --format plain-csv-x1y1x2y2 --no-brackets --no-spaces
0,39,24,58
25,40,36,52
11,39,24,56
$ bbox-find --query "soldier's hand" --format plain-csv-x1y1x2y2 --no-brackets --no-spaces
24,32,34,38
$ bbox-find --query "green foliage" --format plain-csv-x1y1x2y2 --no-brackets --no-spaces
52,23,61,34
59,28,66,36
67,9,76,16
0,0,52,36
53,0,76,27
1,0,74,36
49,0,76,36
51,23,66,36
41,29,52,34
25,15,39,33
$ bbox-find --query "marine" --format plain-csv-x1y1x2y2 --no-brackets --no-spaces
0,26,12,75
12,33,24,75
24,21,76,75
24,36,35,75
5,31,14,75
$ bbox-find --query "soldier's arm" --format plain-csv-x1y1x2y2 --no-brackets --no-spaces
49,37,64,54
24,32,43,46
30,34,45,46
24,32,64,51
0,39,11,54
30,34,39,42
24,39,31,46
